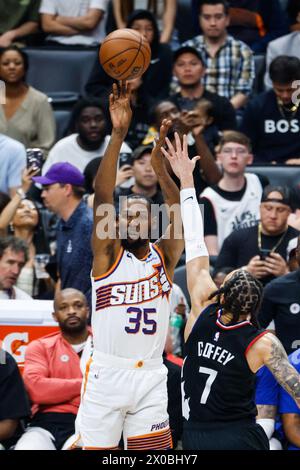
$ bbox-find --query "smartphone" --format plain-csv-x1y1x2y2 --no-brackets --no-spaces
259,248,272,260
119,152,133,168
26,148,44,173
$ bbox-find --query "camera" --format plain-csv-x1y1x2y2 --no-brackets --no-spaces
26,148,44,173
259,248,272,260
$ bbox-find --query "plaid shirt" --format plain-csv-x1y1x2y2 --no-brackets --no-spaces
183,34,255,99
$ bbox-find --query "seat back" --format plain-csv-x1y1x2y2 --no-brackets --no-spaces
54,109,71,140
246,165,300,187
252,54,266,95
25,47,98,97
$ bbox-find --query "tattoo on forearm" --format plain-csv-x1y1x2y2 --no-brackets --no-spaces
266,336,300,405
256,404,277,420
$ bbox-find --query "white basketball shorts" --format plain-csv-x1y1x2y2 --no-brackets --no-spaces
74,351,172,450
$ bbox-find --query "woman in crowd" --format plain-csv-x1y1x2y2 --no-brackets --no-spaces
112,0,177,44
0,168,53,297
0,45,55,156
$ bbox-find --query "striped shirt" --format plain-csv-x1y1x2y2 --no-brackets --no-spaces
182,34,255,99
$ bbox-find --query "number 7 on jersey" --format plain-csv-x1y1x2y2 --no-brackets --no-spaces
199,367,218,404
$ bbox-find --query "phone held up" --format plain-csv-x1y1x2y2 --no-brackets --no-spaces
26,148,44,174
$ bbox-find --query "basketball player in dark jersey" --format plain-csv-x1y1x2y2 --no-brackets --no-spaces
161,134,300,450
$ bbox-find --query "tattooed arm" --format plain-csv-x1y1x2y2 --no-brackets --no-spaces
249,333,300,408
256,405,277,420
256,405,276,440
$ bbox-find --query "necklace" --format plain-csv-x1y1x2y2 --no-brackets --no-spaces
257,223,288,253
277,98,299,120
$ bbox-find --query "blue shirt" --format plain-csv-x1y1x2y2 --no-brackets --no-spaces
255,350,300,451
57,200,93,300
0,134,26,194
255,365,279,406
279,349,300,451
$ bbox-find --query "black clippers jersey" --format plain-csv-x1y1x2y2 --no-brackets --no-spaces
182,303,267,423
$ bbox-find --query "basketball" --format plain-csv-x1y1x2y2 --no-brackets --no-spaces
99,28,151,81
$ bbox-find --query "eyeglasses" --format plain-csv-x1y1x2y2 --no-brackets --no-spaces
221,148,249,156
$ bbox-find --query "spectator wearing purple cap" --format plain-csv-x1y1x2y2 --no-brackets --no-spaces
33,162,93,304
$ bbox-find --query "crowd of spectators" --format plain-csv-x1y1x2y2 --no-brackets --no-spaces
1,0,300,451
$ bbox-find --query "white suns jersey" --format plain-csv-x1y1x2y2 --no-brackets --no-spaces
91,243,172,360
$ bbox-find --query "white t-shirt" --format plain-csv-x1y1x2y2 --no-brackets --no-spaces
42,134,132,174
39,0,109,45
0,287,32,300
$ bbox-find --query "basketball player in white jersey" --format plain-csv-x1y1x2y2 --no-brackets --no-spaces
74,82,184,450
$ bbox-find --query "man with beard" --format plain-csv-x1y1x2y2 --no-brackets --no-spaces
74,82,184,450
42,99,131,175
14,288,92,450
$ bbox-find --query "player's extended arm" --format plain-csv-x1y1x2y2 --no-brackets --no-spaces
161,133,217,333
253,334,300,409
152,120,184,278
56,9,104,31
92,82,132,277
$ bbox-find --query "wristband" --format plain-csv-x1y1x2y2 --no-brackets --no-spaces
180,187,208,263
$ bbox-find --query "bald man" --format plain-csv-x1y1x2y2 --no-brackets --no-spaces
15,289,92,450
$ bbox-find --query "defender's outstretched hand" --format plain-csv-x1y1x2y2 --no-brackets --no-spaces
151,118,172,170
161,132,200,181
109,81,132,138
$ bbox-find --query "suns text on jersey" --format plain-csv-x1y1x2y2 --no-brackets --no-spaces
95,263,171,310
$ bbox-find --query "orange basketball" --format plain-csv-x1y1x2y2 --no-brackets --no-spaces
99,28,151,81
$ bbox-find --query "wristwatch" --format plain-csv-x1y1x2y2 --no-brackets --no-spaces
16,188,26,200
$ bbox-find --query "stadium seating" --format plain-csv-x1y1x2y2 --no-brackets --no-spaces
247,165,300,188
54,110,71,141
252,54,266,95
25,47,98,107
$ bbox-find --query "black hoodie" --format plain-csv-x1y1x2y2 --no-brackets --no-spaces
85,9,173,101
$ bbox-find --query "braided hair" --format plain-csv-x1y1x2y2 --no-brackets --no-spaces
208,269,263,328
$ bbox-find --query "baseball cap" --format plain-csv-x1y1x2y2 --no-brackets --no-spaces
173,46,205,65
32,162,85,186
261,185,293,209
132,145,153,162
